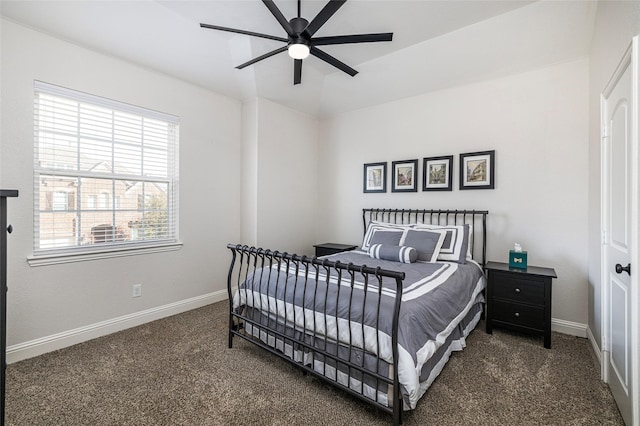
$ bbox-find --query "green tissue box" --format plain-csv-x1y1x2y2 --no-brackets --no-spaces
509,250,528,269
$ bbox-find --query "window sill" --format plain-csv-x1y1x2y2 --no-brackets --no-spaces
27,242,183,267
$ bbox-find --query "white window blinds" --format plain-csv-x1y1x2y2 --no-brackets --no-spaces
33,81,179,255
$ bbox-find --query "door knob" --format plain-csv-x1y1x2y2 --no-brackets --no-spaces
615,263,631,275
6,224,12,234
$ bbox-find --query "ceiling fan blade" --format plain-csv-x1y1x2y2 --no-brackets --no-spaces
262,0,295,37
310,47,357,76
294,59,302,85
312,33,393,46
200,23,288,43
304,0,346,38
236,46,288,69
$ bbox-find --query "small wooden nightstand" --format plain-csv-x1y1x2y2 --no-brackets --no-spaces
485,261,557,349
313,243,358,257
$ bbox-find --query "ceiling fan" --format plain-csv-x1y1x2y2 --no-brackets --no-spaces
200,0,393,85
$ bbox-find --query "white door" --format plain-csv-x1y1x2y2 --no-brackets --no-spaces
602,40,637,426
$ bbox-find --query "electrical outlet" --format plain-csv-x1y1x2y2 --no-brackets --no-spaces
132,284,142,298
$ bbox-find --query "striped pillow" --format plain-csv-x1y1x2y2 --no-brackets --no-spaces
369,244,418,264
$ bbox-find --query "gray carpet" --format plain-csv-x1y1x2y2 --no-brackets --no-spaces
6,301,623,425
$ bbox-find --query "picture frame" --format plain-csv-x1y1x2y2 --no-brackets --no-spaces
391,159,418,192
363,162,387,193
423,155,453,191
459,150,495,190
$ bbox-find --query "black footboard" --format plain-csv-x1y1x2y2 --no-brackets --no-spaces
226,245,406,425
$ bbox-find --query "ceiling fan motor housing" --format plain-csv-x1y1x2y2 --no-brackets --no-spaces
290,17,310,44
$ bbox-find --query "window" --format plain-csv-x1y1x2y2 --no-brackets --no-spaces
87,195,97,209
33,81,179,255
52,191,69,211
99,192,110,209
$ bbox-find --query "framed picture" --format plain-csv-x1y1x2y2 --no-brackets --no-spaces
363,162,387,193
391,159,418,192
459,150,495,190
423,155,453,191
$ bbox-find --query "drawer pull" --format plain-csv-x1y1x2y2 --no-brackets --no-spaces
515,288,521,293
514,312,520,317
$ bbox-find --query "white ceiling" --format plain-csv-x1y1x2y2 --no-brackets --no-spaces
0,0,597,118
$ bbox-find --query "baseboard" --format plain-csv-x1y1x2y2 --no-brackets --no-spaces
5,298,593,364
6,289,228,364
551,317,587,338
586,326,603,373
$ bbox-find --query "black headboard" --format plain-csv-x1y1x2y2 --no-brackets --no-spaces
362,208,488,267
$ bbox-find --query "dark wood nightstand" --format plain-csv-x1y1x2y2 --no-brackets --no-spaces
485,261,557,349
314,243,358,257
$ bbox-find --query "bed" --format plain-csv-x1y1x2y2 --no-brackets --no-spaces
226,208,488,425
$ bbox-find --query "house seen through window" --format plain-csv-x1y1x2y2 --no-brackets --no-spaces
33,81,179,254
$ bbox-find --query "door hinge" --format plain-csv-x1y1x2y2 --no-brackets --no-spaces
602,230,607,244
602,124,609,139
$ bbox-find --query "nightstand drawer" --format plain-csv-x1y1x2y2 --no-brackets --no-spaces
314,243,358,257
492,273,545,305
492,300,545,330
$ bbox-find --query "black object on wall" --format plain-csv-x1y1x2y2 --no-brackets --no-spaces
0,189,18,426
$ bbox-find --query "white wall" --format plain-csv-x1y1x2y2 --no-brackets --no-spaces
0,19,242,357
587,1,640,350
251,98,318,256
318,58,590,327
241,98,259,246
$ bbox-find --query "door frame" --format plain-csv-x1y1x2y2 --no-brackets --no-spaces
600,36,639,425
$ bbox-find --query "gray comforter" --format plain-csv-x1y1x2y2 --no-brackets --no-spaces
233,250,485,408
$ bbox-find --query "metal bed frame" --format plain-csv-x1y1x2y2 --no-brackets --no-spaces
226,209,488,425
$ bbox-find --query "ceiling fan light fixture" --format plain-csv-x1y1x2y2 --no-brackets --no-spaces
288,42,310,60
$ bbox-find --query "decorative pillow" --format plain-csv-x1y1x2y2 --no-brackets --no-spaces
369,244,417,264
369,230,403,246
413,223,470,264
361,221,411,251
399,228,446,262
